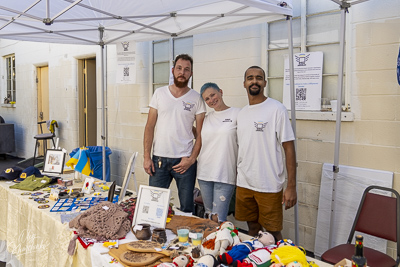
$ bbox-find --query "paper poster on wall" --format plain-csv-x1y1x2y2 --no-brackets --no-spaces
283,51,323,111
116,41,136,84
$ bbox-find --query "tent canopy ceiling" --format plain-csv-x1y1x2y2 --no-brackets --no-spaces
0,0,292,45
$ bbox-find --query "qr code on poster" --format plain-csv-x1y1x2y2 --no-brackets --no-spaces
123,67,129,77
142,205,150,214
296,88,307,101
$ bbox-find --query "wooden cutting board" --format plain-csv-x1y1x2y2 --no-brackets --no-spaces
109,243,172,267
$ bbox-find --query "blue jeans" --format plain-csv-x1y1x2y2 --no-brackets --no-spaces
149,155,196,213
198,180,235,222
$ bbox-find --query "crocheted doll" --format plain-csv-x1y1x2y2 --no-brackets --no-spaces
155,254,194,267
233,247,275,267
269,245,318,267
200,221,240,256
276,239,295,248
193,254,219,267
218,231,275,266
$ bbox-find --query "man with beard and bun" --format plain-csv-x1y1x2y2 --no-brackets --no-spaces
235,66,297,241
143,54,206,212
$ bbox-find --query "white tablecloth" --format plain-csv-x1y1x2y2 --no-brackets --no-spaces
90,208,333,267
0,178,95,267
0,179,332,267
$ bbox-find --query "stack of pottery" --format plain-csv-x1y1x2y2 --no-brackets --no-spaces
152,228,167,244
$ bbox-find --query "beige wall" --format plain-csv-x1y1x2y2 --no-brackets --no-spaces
1,0,399,256
280,0,400,255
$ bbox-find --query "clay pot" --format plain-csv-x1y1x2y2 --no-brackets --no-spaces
132,223,151,240
152,228,167,244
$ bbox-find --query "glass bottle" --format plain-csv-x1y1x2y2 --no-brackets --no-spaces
352,235,367,267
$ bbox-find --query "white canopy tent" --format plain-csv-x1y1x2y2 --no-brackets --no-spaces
0,0,299,242
0,0,292,44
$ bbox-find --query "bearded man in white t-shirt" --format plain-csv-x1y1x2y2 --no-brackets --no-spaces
143,54,206,213
235,66,297,241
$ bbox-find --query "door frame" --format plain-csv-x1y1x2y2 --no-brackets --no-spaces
77,58,97,147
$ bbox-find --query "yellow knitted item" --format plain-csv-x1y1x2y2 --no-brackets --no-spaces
49,120,58,134
270,246,308,266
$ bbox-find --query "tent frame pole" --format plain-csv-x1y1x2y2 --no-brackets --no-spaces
287,15,299,245
328,1,347,249
99,26,107,181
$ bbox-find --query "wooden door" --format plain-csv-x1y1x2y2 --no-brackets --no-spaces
37,66,49,156
78,58,97,147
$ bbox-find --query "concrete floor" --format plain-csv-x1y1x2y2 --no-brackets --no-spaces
0,155,24,173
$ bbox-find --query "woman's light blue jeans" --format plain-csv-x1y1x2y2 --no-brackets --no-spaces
197,179,235,222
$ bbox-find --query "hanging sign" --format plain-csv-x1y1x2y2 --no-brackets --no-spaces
283,51,323,111
116,41,137,84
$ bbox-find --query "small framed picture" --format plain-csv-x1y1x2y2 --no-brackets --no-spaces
82,177,95,194
132,185,171,229
44,149,66,174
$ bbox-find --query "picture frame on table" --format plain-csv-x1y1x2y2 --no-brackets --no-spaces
82,177,95,194
43,149,66,174
132,185,171,229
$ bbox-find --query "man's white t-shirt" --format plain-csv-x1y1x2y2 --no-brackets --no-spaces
197,107,241,185
237,98,295,192
149,85,206,158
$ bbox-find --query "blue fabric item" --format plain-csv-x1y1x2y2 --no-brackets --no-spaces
397,45,400,85
69,146,112,182
149,155,196,213
226,241,254,262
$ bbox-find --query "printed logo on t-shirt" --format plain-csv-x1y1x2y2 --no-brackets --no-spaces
254,121,267,132
223,118,232,122
182,101,195,111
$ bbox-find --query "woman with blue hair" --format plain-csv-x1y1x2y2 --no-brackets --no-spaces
197,82,240,223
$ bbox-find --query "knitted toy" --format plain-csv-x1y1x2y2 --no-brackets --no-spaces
155,254,194,267
194,254,219,267
200,221,240,256
276,239,295,248
270,262,302,267
270,245,308,267
218,231,275,266
233,247,275,267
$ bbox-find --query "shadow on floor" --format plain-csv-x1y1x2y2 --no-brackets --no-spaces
0,154,44,173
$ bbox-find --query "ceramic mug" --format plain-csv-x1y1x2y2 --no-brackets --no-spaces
132,223,151,240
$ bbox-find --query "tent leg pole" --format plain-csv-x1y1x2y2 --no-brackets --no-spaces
99,27,107,182
101,44,106,181
287,16,299,245
328,3,347,249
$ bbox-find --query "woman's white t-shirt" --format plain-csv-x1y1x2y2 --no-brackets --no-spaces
197,107,241,185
